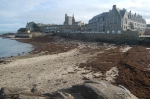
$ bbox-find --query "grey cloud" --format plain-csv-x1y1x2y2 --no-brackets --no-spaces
1,0,150,31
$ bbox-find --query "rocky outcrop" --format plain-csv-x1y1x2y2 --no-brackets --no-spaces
0,81,138,99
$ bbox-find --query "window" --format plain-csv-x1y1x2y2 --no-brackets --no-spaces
118,30,121,34
124,18,127,24
107,31,109,33
100,18,103,21
112,30,115,34
110,18,113,24
114,17,118,24
100,23,103,27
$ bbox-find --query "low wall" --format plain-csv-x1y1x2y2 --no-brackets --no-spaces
15,33,32,38
56,31,150,45
15,32,43,38
31,32,41,37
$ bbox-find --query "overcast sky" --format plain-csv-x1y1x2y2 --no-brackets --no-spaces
0,0,150,31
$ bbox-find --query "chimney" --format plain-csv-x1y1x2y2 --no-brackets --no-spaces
65,13,67,17
109,10,111,13
113,5,116,9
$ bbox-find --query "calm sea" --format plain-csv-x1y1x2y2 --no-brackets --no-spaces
0,32,34,58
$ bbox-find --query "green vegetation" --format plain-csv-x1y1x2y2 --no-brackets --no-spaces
129,22,134,30
17,28,26,33
32,23,39,31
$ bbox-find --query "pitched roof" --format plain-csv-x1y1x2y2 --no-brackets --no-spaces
115,7,126,17
89,12,109,23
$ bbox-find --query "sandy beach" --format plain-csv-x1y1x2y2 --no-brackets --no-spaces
0,36,150,99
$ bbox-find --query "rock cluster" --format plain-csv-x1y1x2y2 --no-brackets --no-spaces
0,81,138,99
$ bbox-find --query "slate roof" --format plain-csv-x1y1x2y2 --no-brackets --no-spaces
116,7,146,23
89,5,146,24
89,12,109,23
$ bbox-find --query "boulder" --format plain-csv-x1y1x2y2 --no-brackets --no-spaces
0,81,138,99
57,81,138,99
0,87,27,99
0,86,42,99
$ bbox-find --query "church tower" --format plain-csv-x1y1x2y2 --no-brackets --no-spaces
64,13,75,25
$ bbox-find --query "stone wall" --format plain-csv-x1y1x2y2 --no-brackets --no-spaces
15,33,33,38
56,31,141,45
31,32,42,37
15,32,43,38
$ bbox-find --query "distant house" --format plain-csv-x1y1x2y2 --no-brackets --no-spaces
38,14,85,33
26,22,35,32
39,24,82,33
88,5,147,33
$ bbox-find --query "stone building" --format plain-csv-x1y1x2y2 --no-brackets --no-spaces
39,24,81,33
88,12,109,32
64,14,84,26
38,14,84,33
88,5,147,33
64,14,75,25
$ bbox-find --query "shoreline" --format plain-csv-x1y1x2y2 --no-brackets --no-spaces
0,37,34,61
0,36,78,64
0,36,150,98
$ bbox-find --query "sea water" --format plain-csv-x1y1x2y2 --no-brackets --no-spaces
0,32,34,58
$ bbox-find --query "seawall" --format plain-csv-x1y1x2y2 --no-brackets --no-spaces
56,31,150,45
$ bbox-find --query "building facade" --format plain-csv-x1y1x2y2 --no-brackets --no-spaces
88,12,109,32
64,14,75,25
64,14,84,26
39,24,81,33
88,5,147,33
37,14,85,33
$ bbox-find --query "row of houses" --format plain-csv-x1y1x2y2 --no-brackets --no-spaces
26,14,86,33
26,5,147,34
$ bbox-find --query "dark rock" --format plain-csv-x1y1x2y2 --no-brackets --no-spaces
56,81,138,99
0,81,138,99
